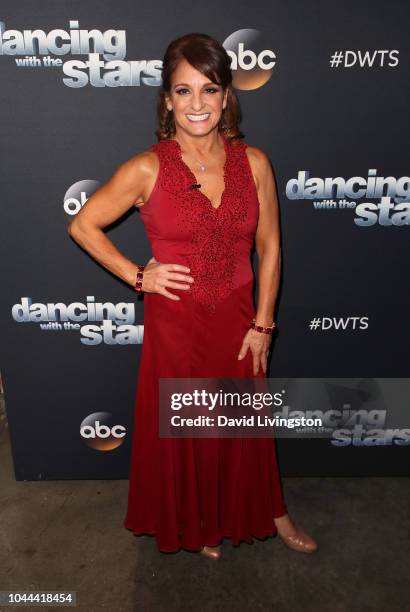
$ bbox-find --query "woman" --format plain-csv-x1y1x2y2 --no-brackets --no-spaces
68,32,318,560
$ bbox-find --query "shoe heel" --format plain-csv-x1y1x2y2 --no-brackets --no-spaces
200,545,222,560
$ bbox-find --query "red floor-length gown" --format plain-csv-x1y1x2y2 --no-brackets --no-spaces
124,134,288,552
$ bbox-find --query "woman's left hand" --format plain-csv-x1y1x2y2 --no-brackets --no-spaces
237,328,272,375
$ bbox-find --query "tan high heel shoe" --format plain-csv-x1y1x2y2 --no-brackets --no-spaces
275,514,318,553
200,545,222,560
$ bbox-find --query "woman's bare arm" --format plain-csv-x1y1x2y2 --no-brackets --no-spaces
247,146,281,327
68,151,158,287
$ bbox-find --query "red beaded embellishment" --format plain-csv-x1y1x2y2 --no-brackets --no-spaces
148,136,254,314
134,265,145,294
251,318,276,334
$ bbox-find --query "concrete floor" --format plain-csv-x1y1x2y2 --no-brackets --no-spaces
1,406,409,612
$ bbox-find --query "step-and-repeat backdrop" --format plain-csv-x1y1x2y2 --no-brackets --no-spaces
1,1,409,479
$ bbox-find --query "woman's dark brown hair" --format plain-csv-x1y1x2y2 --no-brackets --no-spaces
155,32,244,142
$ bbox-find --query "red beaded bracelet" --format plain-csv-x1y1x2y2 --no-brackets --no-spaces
134,265,145,294
251,318,276,334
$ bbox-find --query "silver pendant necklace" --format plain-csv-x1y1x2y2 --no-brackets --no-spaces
183,137,224,173
194,157,207,172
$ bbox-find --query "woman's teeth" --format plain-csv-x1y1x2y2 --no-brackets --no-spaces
186,113,210,122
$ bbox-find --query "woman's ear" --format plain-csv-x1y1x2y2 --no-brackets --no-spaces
165,94,173,113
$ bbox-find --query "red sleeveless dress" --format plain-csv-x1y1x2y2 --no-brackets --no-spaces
124,135,288,552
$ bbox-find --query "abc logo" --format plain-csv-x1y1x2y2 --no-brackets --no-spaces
80,412,126,451
64,180,100,216
223,29,276,90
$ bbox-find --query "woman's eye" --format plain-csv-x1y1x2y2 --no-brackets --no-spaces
175,87,219,95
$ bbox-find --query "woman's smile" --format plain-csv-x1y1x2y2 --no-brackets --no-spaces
185,112,210,122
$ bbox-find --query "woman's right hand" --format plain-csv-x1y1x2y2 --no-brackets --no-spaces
141,257,194,300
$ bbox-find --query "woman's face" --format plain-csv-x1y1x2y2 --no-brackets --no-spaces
165,58,228,138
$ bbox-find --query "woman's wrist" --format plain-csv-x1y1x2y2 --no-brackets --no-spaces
254,313,274,327
134,264,145,293
251,318,276,334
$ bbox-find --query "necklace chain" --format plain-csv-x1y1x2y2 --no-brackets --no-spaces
194,157,207,172
182,138,226,173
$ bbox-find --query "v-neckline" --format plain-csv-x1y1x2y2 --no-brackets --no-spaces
170,136,229,212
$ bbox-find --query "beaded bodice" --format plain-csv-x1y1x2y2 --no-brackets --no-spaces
139,135,260,314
